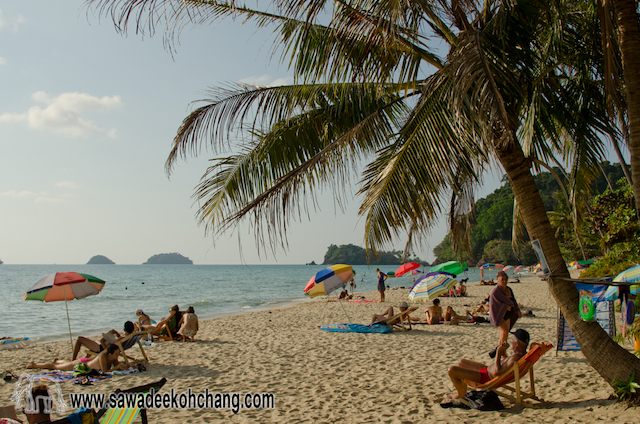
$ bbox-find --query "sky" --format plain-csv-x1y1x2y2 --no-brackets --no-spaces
0,2,626,266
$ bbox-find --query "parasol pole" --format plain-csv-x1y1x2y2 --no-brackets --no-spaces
63,286,73,354
335,291,351,324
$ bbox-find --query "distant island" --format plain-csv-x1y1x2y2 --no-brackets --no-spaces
0,258,3,265
87,255,115,265
143,253,193,265
322,244,428,266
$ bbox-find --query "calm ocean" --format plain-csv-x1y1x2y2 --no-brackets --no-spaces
1,264,495,342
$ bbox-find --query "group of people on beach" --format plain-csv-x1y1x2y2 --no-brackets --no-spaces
369,269,532,403
25,305,199,374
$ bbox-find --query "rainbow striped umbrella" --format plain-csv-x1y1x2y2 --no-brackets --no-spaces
24,272,106,352
408,274,457,302
514,265,524,272
304,264,354,298
603,265,640,300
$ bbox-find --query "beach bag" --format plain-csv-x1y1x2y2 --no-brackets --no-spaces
73,363,101,378
464,390,504,411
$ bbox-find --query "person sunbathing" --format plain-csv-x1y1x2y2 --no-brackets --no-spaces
480,278,496,286
447,329,530,399
371,302,412,329
27,344,126,373
71,321,135,360
136,309,153,330
443,306,460,322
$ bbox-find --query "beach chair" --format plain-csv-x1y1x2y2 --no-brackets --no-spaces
85,330,151,366
0,405,19,421
153,312,179,341
386,307,418,331
466,342,553,408
47,378,167,424
114,330,151,366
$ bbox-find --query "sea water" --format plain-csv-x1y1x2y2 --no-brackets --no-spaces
0,264,503,342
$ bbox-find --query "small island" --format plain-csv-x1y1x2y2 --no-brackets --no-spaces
143,252,194,265
0,258,3,265
87,255,115,265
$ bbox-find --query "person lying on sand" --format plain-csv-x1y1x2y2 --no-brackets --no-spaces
443,306,461,322
371,302,412,329
71,321,135,360
446,329,530,399
474,295,491,314
480,279,496,286
178,306,199,342
27,344,126,372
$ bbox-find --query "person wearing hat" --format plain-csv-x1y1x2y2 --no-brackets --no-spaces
371,302,412,329
446,329,530,400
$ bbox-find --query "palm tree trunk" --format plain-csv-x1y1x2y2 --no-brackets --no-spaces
495,141,640,386
611,117,633,186
615,0,640,221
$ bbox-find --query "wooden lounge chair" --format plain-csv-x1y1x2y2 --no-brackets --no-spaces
386,306,418,331
86,330,151,366
114,329,151,366
153,311,180,341
465,342,553,408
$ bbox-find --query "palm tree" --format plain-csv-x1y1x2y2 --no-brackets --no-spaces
86,0,640,385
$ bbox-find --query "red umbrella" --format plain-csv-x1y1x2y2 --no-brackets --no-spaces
395,262,421,277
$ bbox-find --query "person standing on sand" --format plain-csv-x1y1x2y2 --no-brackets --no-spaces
178,306,199,342
488,271,521,358
376,268,388,302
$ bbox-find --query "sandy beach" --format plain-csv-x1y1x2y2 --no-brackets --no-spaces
2,274,638,423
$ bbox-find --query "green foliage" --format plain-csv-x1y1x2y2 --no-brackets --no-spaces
613,370,640,401
581,178,640,278
433,163,628,266
322,244,427,265
585,179,638,250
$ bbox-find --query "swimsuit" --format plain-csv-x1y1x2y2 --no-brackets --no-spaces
377,274,386,291
478,367,491,384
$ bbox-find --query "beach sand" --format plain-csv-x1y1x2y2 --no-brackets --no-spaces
2,274,638,423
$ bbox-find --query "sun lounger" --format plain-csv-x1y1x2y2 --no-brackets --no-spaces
385,307,418,331
465,342,553,408
86,330,151,366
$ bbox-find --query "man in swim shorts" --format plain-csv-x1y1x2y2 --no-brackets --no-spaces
447,329,529,399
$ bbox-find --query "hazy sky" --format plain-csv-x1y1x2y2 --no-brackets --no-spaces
0,2,625,265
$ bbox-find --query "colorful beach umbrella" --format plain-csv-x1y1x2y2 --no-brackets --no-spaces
495,264,504,269
411,269,424,276
480,263,495,269
430,261,467,276
304,264,354,298
514,265,523,272
503,266,511,271
408,274,457,302
412,271,456,288
24,272,106,353
395,262,421,277
603,265,640,300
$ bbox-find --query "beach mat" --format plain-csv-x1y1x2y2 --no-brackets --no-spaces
321,323,393,333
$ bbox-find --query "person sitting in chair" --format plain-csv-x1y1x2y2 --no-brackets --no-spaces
447,329,530,399
371,302,412,329
71,321,135,360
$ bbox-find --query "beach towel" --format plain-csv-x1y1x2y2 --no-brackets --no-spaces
489,286,519,327
28,370,113,384
321,323,393,333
